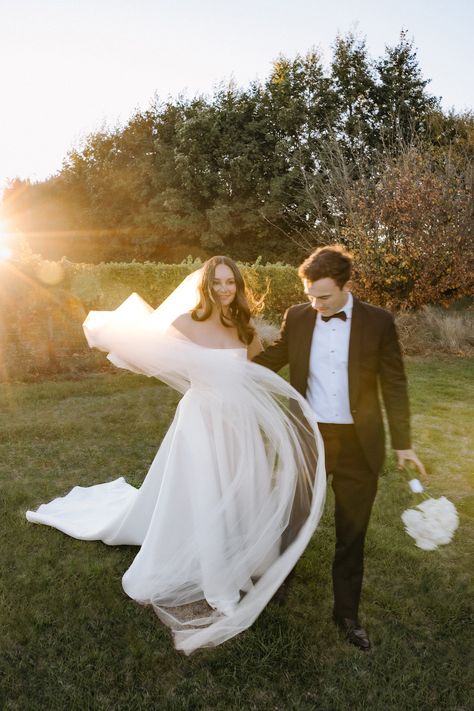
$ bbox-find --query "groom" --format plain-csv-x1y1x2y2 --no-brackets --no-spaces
254,245,425,651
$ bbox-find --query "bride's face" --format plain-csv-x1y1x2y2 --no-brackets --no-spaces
211,264,237,307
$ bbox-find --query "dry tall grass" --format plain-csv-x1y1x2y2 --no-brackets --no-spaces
396,306,474,355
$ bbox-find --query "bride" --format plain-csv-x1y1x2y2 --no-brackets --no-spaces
26,256,326,654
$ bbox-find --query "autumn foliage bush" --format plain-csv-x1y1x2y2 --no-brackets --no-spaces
343,146,473,310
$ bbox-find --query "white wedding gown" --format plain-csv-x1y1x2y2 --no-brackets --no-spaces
26,289,326,654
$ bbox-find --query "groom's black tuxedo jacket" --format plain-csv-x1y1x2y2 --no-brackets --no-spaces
253,296,411,474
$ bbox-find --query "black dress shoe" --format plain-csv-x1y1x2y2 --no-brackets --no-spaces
333,616,371,651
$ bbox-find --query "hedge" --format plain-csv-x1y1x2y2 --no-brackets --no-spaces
2,256,471,381
0,256,304,380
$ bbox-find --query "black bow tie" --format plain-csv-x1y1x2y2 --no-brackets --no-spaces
321,311,347,323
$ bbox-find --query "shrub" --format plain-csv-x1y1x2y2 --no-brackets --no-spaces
396,306,474,355
1,255,471,381
0,256,303,380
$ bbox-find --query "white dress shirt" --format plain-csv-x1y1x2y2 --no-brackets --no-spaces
306,292,353,424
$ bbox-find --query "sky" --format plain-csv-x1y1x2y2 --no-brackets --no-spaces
1,0,473,186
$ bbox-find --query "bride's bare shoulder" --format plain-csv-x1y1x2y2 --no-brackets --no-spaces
171,312,194,336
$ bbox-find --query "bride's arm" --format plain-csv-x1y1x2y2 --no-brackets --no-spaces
247,333,263,360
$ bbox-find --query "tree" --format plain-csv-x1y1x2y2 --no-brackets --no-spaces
330,33,377,151
374,30,439,144
1,33,456,268
343,144,473,308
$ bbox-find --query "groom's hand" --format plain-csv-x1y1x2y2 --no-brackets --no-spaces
396,449,427,480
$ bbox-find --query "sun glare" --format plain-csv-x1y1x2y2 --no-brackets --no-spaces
0,220,13,261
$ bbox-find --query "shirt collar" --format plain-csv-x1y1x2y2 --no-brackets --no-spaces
343,291,353,317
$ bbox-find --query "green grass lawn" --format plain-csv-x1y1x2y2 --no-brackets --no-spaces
1,358,473,711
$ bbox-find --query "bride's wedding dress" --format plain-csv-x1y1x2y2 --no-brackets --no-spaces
26,276,326,654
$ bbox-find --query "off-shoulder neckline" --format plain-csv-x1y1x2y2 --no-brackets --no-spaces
169,326,247,351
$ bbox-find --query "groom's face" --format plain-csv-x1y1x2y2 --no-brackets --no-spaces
303,277,350,316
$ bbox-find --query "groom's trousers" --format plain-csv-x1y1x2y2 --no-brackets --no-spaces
318,423,378,621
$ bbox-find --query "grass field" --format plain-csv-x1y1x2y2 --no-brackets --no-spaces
1,358,473,710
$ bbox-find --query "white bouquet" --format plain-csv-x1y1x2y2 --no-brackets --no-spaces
401,479,459,551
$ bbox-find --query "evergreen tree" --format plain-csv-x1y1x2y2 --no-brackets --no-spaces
374,30,439,143
330,33,377,151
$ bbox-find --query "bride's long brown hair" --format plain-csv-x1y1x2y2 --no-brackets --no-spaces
191,256,256,345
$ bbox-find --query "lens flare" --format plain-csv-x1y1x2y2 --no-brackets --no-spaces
0,220,13,261
0,245,12,261
36,261,64,285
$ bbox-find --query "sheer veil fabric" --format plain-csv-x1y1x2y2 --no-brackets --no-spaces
26,269,327,654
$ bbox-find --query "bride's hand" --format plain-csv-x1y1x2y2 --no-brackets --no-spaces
395,449,428,481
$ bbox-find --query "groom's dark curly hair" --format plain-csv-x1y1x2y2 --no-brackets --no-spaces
298,244,352,287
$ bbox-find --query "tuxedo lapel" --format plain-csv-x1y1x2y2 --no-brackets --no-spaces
348,297,363,408
297,305,317,395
